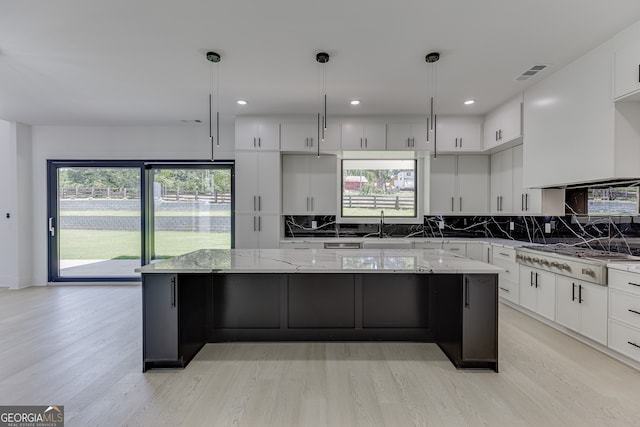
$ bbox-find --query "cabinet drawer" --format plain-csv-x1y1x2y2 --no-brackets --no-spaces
492,246,516,263
608,269,640,296
493,258,518,283
498,278,519,304
610,290,640,329
415,242,466,255
608,320,640,363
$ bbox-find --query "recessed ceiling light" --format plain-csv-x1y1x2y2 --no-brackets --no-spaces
237,100,248,105
350,100,360,105
464,99,475,105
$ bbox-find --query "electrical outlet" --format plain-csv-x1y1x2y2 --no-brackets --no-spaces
311,220,318,229
438,221,445,229
509,221,514,231
545,223,552,234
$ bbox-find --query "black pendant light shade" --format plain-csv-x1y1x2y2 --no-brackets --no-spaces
206,51,221,161
425,51,440,158
316,52,330,157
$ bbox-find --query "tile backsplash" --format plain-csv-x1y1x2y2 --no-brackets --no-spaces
283,214,640,254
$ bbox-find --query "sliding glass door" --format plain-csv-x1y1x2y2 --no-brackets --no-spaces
48,161,233,282
146,165,232,261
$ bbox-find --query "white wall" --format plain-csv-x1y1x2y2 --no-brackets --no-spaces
30,121,235,285
0,120,18,287
16,123,33,288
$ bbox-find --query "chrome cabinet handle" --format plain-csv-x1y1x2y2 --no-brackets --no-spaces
499,287,510,292
360,137,363,148
499,129,503,140
253,216,257,231
628,341,640,349
628,282,640,287
459,197,462,211
253,137,256,147
258,196,261,211
455,137,458,147
365,137,368,148
451,197,454,212
306,197,310,211
525,193,529,211
253,195,257,211
572,283,576,301
407,137,411,147
629,309,640,315
258,137,261,147
309,137,313,147
459,137,462,147
311,197,314,211
578,284,583,303
258,216,261,231
495,130,498,141
170,277,176,308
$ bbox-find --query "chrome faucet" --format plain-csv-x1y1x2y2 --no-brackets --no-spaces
379,210,384,238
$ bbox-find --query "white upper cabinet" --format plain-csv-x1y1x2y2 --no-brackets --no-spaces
483,95,522,150
490,149,513,214
524,38,640,188
341,120,386,150
234,151,281,214
435,116,483,152
511,144,565,216
280,117,340,153
387,120,430,151
282,154,337,215
614,39,640,100
429,155,489,215
235,117,280,151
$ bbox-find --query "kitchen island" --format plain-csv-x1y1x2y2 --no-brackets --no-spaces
138,248,502,372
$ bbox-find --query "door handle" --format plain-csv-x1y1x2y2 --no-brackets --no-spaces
464,278,470,308
578,284,583,303
49,217,56,237
170,276,176,308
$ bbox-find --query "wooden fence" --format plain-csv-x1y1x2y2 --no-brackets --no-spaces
60,187,231,203
342,194,414,209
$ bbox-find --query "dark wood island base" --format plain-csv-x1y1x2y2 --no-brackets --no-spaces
142,272,498,372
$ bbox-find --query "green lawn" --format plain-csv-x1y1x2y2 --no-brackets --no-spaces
59,229,231,260
60,210,230,217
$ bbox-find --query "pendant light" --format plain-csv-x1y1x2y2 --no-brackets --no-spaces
425,51,440,158
316,52,329,157
206,51,221,162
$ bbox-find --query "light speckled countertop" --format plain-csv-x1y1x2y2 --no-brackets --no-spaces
137,248,504,275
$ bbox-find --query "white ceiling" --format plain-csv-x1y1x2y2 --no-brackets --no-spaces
2,0,640,125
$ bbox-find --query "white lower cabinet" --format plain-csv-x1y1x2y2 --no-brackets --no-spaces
492,249,519,305
608,269,640,363
235,214,280,249
519,266,556,321
555,276,607,345
466,242,491,263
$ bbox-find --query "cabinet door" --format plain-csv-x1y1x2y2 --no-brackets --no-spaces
387,122,415,150
309,155,337,214
256,119,280,150
235,118,258,151
456,117,483,151
579,281,607,345
282,155,311,214
429,155,457,214
341,121,364,150
614,40,640,99
234,151,259,213
234,214,258,249
256,151,281,213
499,96,523,143
555,275,581,332
412,121,431,151
363,121,387,150
457,155,489,214
281,120,316,152
466,242,488,262
256,214,281,249
462,275,497,361
490,149,512,214
143,274,178,361
435,117,459,151
511,144,525,214
519,266,538,312
483,110,501,150
536,270,556,321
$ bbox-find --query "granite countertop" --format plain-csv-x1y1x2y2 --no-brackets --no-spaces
137,248,504,275
607,262,640,273
280,237,535,248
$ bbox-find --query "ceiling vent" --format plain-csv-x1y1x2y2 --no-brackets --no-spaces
514,65,549,82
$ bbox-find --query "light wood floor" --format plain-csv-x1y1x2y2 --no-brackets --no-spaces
1,286,640,426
